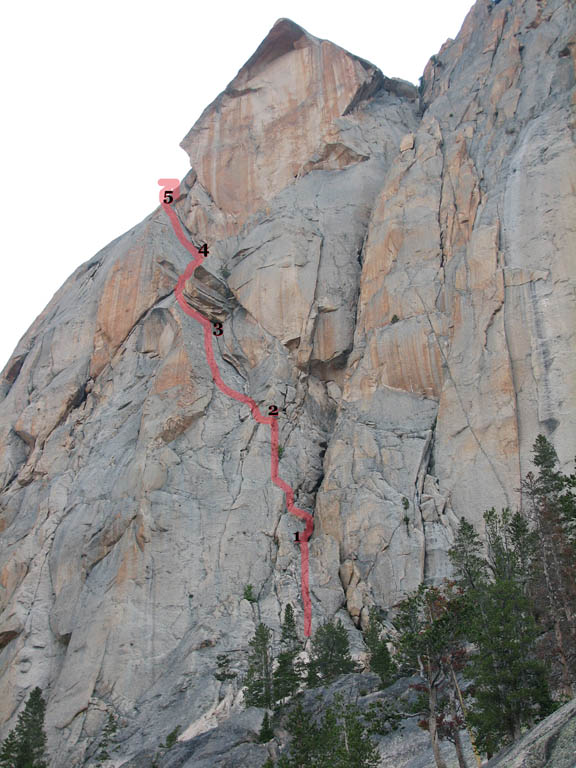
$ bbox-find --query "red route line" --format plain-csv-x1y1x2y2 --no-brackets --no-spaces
158,178,314,637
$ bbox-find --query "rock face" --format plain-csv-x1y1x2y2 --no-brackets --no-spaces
486,698,576,768
180,18,385,238
0,4,574,766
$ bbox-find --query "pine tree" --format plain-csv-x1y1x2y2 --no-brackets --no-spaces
434,693,469,768
279,604,299,650
449,510,555,757
320,705,346,767
0,732,19,767
392,584,466,768
363,609,396,687
449,516,487,591
273,652,299,704
307,619,356,687
276,702,322,767
96,712,118,762
273,605,302,704
258,712,274,743
338,697,381,768
464,576,554,754
244,623,273,708
0,687,48,768
530,434,576,558
522,435,576,695
273,696,379,768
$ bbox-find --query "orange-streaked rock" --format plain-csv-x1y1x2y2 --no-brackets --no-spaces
90,223,175,379
180,19,382,236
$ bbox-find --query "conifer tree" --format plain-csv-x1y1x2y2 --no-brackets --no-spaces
273,604,301,704
273,696,379,768
392,584,466,768
484,507,536,587
307,619,356,687
0,687,48,768
258,712,274,743
279,603,299,649
338,697,381,768
449,517,487,591
449,511,555,757
244,623,273,708
363,609,396,687
0,732,19,768
275,702,321,767
523,435,576,694
434,693,469,768
95,712,118,763
464,576,554,754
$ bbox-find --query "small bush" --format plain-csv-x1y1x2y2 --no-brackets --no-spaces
215,653,237,681
165,727,180,748
391,314,400,324
243,584,257,603
278,446,284,459
221,266,231,279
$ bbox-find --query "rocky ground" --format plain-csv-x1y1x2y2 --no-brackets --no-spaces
487,698,576,768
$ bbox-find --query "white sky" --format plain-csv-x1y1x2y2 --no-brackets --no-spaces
0,0,474,370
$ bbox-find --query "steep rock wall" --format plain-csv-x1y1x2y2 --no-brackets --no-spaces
0,3,574,765
314,0,576,622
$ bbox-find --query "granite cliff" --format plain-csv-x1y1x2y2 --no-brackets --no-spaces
0,0,575,765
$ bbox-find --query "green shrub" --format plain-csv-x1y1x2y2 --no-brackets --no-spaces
165,727,180,748
215,654,236,681
243,584,257,603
